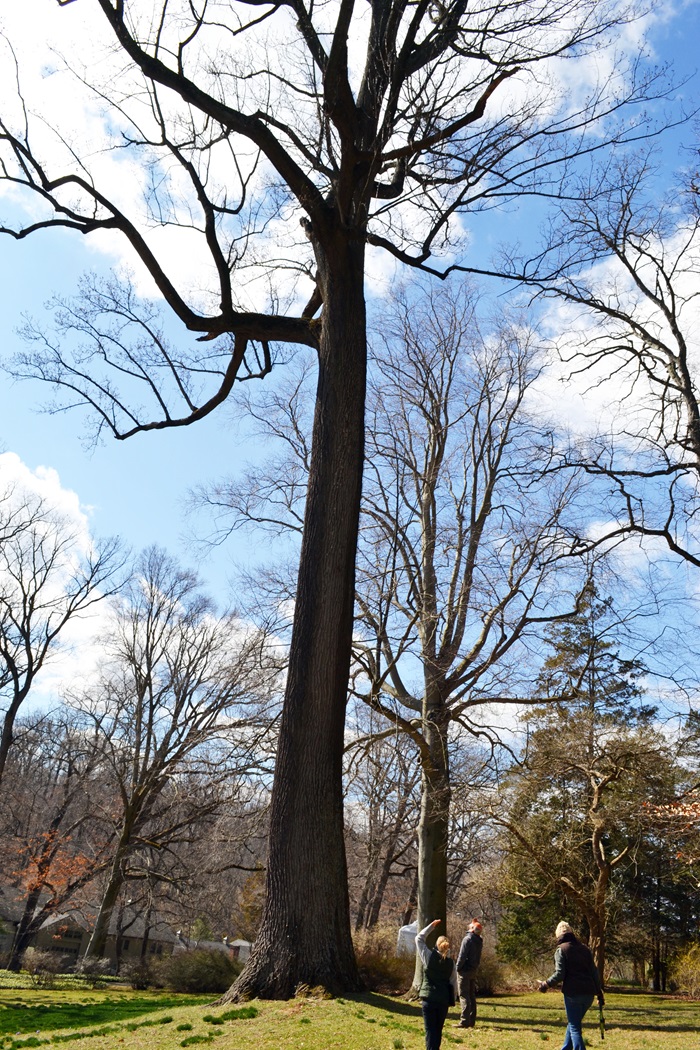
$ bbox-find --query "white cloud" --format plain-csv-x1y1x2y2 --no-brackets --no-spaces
0,450,90,539
0,0,675,315
526,211,700,450
0,451,111,707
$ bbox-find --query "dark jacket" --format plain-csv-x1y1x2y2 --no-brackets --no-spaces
546,932,602,998
456,930,483,977
419,948,456,1005
415,923,458,1005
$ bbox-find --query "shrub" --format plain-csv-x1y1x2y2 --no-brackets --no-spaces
157,949,243,994
353,926,415,995
669,943,700,998
121,959,153,990
21,948,71,988
77,957,113,988
475,947,506,996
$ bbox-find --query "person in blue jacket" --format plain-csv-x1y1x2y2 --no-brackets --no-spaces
415,919,458,1050
538,921,605,1050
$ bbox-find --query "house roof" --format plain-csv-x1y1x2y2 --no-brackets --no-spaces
0,885,178,944
0,886,25,926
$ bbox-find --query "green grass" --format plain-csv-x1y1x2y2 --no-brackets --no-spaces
0,987,696,1050
0,976,123,993
0,991,206,1037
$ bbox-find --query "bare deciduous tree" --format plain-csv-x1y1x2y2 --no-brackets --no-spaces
0,0,665,995
74,546,276,961
201,281,600,986
0,481,122,788
0,710,116,971
352,286,598,988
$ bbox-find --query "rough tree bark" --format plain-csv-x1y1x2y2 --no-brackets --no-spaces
226,241,367,998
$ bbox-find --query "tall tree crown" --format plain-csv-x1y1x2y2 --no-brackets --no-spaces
0,0,655,437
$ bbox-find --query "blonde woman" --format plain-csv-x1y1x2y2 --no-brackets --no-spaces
415,919,458,1050
538,921,604,1050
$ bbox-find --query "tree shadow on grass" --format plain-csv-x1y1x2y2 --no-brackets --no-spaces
608,1021,700,1033
345,994,700,1037
0,995,203,1037
478,998,700,1035
345,991,423,1019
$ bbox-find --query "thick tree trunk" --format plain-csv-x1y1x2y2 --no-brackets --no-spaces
7,887,43,972
587,913,606,985
223,244,366,1000
82,838,130,960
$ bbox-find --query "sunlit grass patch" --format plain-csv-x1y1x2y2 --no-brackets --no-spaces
0,987,698,1050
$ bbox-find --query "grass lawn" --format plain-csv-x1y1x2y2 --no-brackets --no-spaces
0,986,697,1050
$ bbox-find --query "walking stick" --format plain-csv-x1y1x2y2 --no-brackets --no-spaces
598,1002,605,1041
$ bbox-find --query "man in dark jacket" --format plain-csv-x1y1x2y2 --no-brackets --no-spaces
454,919,483,1029
538,921,604,1050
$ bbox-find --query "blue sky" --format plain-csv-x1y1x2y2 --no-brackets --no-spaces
0,1,699,611
0,226,253,602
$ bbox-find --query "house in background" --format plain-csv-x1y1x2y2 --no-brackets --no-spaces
0,886,23,961
0,887,178,969
173,930,251,962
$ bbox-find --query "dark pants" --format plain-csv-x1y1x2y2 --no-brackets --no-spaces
457,974,477,1027
561,993,594,1050
421,1000,449,1050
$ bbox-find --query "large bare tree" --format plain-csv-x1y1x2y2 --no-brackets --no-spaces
73,545,274,961
0,0,664,995
200,280,601,989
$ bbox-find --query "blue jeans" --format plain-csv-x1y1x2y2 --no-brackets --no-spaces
421,1000,449,1050
561,993,594,1050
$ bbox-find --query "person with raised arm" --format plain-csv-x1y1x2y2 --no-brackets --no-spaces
415,919,458,1050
